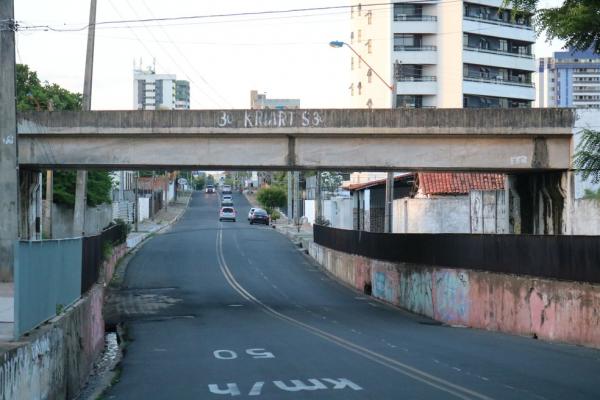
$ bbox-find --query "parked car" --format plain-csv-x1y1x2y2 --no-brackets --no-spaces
249,209,270,225
247,207,256,221
205,185,215,193
219,207,236,222
221,199,233,207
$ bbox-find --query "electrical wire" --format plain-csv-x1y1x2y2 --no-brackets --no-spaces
18,0,471,32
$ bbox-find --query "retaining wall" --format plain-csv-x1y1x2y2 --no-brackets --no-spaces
0,284,105,399
309,242,600,349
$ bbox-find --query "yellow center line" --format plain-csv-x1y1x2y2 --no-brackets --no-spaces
215,227,494,400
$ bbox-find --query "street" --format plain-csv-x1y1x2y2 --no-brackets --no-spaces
105,192,600,400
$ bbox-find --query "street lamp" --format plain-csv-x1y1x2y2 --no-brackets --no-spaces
329,40,396,233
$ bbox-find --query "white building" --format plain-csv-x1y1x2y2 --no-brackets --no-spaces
133,64,190,110
349,1,536,108
250,90,300,109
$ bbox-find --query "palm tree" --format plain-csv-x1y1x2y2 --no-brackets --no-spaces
574,129,600,184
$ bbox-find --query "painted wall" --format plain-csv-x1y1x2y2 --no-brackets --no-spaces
393,197,470,233
571,199,600,235
50,202,113,239
309,242,600,349
0,284,105,399
138,197,150,222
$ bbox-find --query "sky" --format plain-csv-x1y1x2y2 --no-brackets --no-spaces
15,0,566,110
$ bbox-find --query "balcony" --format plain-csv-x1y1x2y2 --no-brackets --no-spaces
463,46,535,71
463,19,535,43
396,77,438,95
464,76,533,88
393,46,437,64
463,78,535,100
393,15,437,34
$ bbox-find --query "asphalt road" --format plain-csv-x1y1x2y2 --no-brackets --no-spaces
105,191,600,400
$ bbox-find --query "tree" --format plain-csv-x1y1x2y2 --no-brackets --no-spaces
507,0,600,53
16,64,111,207
583,188,600,201
320,171,344,194
574,128,600,184
256,186,287,214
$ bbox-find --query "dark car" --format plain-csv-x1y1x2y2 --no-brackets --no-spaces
249,209,270,225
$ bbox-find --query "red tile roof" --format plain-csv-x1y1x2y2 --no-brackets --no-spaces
417,172,504,195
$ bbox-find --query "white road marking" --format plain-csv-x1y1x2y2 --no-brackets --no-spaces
214,228,493,400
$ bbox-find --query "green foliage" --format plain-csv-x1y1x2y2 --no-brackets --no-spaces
16,64,82,111
574,129,600,184
206,175,215,185
320,171,344,193
315,216,331,226
193,175,205,190
17,64,112,207
256,186,287,214
507,0,600,53
270,210,281,221
46,170,112,207
583,188,600,200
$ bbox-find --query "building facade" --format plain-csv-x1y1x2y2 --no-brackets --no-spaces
133,65,190,110
250,90,300,109
534,47,600,109
349,1,535,108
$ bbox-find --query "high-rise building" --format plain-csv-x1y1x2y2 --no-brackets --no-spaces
133,64,190,110
349,1,535,108
175,80,190,110
534,47,600,109
250,90,300,109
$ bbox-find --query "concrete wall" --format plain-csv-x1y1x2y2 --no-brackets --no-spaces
571,199,600,235
50,202,113,239
138,197,150,222
393,197,470,233
309,242,600,349
392,190,509,233
0,284,105,399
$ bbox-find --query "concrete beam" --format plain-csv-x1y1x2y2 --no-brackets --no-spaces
16,109,574,171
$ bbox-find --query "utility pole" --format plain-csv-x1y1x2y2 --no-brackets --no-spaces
0,0,18,280
134,171,139,232
315,171,322,223
73,0,97,236
384,172,394,233
287,171,293,223
293,171,300,225
43,170,53,238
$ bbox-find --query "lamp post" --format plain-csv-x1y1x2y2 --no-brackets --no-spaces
330,40,396,233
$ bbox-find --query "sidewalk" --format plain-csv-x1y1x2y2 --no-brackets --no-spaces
126,192,192,248
0,192,192,343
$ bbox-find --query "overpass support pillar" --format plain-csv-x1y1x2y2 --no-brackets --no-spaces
384,172,394,233
0,0,18,281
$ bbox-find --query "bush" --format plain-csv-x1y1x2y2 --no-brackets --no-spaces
270,210,281,221
256,186,286,214
315,216,331,226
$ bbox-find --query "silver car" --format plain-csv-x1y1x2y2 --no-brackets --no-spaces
219,207,236,222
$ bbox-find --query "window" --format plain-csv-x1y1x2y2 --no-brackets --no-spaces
357,81,362,95
358,57,362,69
349,83,354,96
367,69,373,83
358,3,362,16
499,39,508,52
367,39,372,54
367,10,372,24
397,95,423,108
394,34,422,49
350,31,354,44
357,29,362,43
351,57,354,71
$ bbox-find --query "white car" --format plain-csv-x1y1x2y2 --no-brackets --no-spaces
222,194,233,202
219,207,236,222
248,208,256,221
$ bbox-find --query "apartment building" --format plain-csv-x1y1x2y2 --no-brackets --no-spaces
534,47,600,109
349,1,536,108
250,90,300,109
133,65,190,110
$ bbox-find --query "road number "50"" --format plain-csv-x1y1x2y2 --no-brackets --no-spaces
213,348,275,360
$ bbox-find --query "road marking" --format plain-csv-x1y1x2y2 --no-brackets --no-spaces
208,378,362,396
215,228,493,400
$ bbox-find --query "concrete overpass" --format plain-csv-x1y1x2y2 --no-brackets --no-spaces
17,108,575,171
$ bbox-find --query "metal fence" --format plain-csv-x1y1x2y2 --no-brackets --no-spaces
314,225,600,284
82,224,128,294
14,239,83,338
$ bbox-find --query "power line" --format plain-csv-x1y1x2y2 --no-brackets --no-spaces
139,0,234,108
121,0,225,108
18,0,468,32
